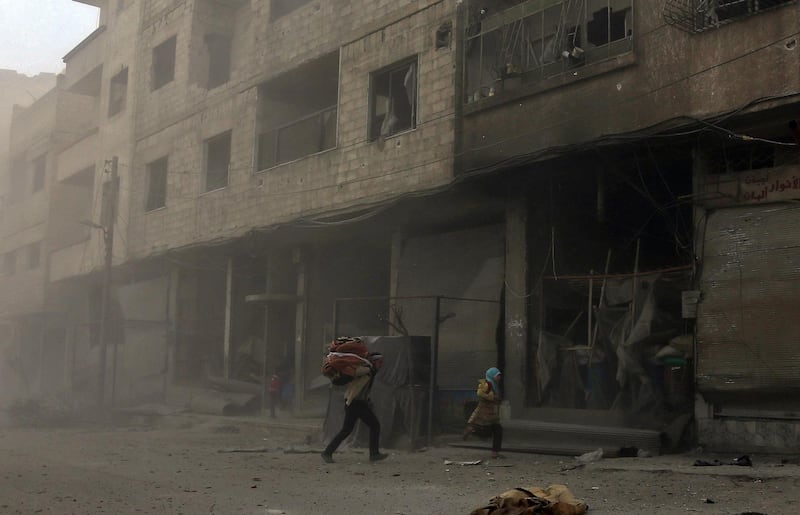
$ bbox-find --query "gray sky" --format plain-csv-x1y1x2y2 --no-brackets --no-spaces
0,0,100,76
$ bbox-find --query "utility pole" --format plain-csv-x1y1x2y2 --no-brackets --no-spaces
97,157,119,409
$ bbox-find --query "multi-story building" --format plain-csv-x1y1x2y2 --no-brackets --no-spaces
0,80,98,404
3,0,800,453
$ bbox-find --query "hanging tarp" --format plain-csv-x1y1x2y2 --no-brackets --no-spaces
697,204,800,395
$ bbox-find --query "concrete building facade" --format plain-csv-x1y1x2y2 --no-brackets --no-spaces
3,0,800,453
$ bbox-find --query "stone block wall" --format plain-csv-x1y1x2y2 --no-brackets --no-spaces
128,0,458,257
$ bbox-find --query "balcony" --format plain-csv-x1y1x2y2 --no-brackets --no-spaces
664,0,796,33
464,0,634,104
62,26,106,92
257,106,337,170
256,51,339,171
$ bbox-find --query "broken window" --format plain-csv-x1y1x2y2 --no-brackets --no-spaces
465,0,633,103
3,250,16,275
27,242,41,270
270,0,313,20
145,157,168,211
369,57,418,141
436,22,453,49
32,155,46,193
205,33,231,89
664,0,795,32
152,36,177,90
257,51,339,170
108,67,128,117
205,131,231,192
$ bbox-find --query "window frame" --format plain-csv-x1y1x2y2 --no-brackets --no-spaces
145,156,169,212
205,33,232,90
204,131,232,193
152,36,177,91
368,56,419,142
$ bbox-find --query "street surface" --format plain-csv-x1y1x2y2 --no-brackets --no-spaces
0,415,798,514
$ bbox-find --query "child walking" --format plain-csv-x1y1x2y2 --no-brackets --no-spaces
463,367,503,459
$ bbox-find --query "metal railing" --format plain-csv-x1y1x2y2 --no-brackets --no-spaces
664,0,795,33
464,0,634,103
257,105,337,170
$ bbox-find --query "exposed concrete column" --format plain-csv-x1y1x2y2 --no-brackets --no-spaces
504,181,529,416
222,257,233,379
164,265,180,400
692,142,712,439
389,230,404,336
294,250,307,406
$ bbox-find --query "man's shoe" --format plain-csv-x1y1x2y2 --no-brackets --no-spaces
320,452,334,463
369,453,389,462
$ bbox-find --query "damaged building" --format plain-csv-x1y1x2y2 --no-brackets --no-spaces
1,0,800,454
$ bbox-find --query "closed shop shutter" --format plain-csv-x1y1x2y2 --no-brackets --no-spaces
697,204,800,394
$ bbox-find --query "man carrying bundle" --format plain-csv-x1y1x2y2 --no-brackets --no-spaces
320,337,388,463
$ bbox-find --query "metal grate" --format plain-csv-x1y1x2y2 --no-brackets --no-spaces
465,0,634,104
664,0,796,33
705,139,800,175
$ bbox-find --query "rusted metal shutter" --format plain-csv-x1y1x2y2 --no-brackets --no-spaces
697,204,800,394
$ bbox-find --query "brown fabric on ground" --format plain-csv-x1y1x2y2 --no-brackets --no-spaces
469,484,589,515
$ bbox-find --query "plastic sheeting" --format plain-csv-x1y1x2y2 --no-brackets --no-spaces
538,272,687,415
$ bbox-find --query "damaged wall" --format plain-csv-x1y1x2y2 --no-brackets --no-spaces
128,0,458,259
461,1,800,172
395,224,504,389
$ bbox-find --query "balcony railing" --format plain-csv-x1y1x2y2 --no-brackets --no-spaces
257,105,337,170
464,0,634,104
664,0,796,33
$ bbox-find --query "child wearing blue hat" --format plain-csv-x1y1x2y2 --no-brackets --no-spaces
463,367,503,458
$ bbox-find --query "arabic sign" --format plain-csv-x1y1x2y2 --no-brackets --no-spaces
741,168,800,203
699,165,800,206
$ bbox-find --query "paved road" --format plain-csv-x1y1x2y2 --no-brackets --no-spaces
0,417,797,514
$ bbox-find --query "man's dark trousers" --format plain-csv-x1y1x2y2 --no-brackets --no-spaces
324,400,380,456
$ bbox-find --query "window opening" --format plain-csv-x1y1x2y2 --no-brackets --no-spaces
206,34,232,89
152,36,177,90
436,22,453,49
257,51,339,170
32,155,46,193
205,131,231,192
108,67,128,117
369,58,417,141
146,157,168,211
